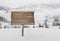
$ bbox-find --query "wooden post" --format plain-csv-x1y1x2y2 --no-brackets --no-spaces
22,25,24,36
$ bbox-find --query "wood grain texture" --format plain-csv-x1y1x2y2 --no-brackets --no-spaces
11,11,34,25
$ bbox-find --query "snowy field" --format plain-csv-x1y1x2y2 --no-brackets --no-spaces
0,28,60,41
0,0,60,41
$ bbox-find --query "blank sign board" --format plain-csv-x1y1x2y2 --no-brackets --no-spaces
11,11,34,25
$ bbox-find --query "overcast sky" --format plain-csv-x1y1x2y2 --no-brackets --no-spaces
0,0,60,8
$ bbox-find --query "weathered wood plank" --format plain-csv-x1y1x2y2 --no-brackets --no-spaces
11,11,34,25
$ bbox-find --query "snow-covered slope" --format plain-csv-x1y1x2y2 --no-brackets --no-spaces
0,0,60,41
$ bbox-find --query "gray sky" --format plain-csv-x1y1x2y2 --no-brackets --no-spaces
0,0,60,8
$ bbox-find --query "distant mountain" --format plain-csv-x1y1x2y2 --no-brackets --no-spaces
0,6,9,13
14,4,60,10
0,16,8,23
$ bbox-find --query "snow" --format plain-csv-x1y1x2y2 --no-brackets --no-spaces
0,28,60,41
0,0,60,41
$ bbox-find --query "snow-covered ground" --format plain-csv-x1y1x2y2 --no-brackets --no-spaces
0,0,60,41
0,28,60,41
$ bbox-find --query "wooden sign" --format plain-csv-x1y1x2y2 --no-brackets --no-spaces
11,11,34,25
